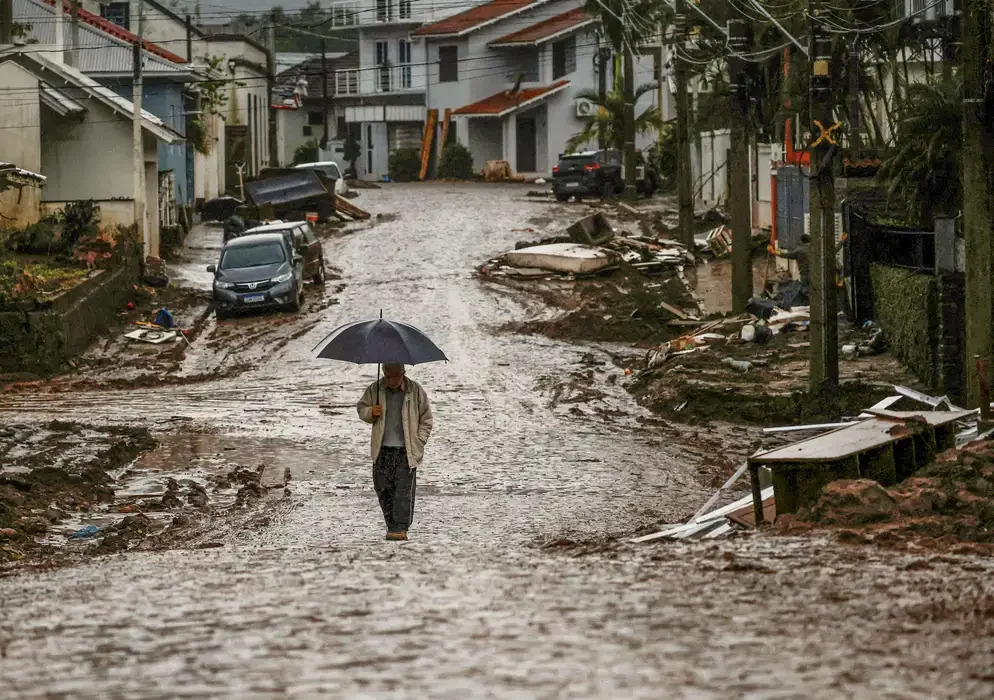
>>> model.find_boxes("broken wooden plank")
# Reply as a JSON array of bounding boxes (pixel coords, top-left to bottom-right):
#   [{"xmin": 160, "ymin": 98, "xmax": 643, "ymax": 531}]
[
  {"xmin": 763, "ymin": 422, "xmax": 852, "ymax": 435},
  {"xmin": 894, "ymin": 385, "xmax": 958, "ymax": 411},
  {"xmin": 690, "ymin": 462, "xmax": 748, "ymax": 521},
  {"xmin": 333, "ymin": 194, "xmax": 370, "ymax": 220},
  {"xmin": 419, "ymin": 108, "xmax": 438, "ymax": 181},
  {"xmin": 660, "ymin": 301, "xmax": 690, "ymax": 320}
]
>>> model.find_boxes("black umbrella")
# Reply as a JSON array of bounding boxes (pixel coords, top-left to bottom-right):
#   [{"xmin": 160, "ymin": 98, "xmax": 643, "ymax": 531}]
[{"xmin": 313, "ymin": 312, "xmax": 447, "ymax": 401}]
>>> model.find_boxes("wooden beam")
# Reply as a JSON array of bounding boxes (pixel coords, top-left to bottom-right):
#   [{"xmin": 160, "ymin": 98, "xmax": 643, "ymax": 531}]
[{"xmin": 419, "ymin": 108, "xmax": 438, "ymax": 181}]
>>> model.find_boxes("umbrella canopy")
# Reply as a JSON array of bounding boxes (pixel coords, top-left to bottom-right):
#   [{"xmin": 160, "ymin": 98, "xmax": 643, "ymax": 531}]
[{"xmin": 313, "ymin": 317, "xmax": 448, "ymax": 365}]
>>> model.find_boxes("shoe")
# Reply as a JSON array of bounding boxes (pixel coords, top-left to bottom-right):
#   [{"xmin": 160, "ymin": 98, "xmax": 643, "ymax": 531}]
[{"xmin": 385, "ymin": 531, "xmax": 408, "ymax": 541}]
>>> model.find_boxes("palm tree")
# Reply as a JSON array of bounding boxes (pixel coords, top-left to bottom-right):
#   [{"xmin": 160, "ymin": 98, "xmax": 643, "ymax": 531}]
[
  {"xmin": 877, "ymin": 76, "xmax": 961, "ymax": 225},
  {"xmin": 565, "ymin": 80, "xmax": 665, "ymax": 154}
]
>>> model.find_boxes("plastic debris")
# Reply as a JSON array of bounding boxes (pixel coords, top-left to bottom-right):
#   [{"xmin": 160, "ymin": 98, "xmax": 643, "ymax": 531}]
[
  {"xmin": 722, "ymin": 358, "xmax": 752, "ymax": 372},
  {"xmin": 71, "ymin": 525, "xmax": 101, "ymax": 539}
]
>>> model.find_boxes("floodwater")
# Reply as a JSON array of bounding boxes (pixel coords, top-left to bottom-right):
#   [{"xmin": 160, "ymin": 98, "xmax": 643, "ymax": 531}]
[{"xmin": 1, "ymin": 184, "xmax": 993, "ymax": 698}]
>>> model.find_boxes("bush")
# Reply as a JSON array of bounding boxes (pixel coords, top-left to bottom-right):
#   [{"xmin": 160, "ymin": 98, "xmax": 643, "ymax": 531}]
[
  {"xmin": 293, "ymin": 140, "xmax": 320, "ymax": 165},
  {"xmin": 389, "ymin": 147, "xmax": 422, "ymax": 182},
  {"xmin": 437, "ymin": 141, "xmax": 474, "ymax": 180}
]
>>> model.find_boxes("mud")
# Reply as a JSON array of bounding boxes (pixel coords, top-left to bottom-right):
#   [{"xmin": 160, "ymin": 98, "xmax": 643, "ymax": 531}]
[
  {"xmin": 631, "ymin": 326, "xmax": 919, "ymax": 426},
  {"xmin": 781, "ymin": 439, "xmax": 994, "ymax": 551},
  {"xmin": 0, "ymin": 184, "xmax": 991, "ymax": 697}
]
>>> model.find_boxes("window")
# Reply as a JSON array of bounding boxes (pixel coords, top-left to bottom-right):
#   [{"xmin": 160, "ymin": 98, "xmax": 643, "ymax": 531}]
[
  {"xmin": 439, "ymin": 45, "xmax": 458, "ymax": 83},
  {"xmin": 553, "ymin": 36, "xmax": 577, "ymax": 79},
  {"xmin": 303, "ymin": 125, "xmax": 313, "ymax": 137},
  {"xmin": 398, "ymin": 40, "xmax": 412, "ymax": 89},
  {"xmin": 399, "ymin": 0, "xmax": 412, "ymax": 19},
  {"xmin": 376, "ymin": 41, "xmax": 391, "ymax": 92},
  {"xmin": 376, "ymin": 0, "xmax": 393, "ymax": 22},
  {"xmin": 101, "ymin": 2, "xmax": 130, "ymax": 30},
  {"xmin": 308, "ymin": 111, "xmax": 324, "ymax": 126}
]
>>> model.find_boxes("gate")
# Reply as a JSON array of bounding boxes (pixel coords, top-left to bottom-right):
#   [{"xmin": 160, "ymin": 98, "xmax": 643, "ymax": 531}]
[{"xmin": 775, "ymin": 165, "xmax": 809, "ymax": 252}]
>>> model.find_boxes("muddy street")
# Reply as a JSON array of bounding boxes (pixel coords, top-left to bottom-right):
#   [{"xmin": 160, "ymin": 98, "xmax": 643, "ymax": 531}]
[{"xmin": 2, "ymin": 184, "xmax": 993, "ymax": 698}]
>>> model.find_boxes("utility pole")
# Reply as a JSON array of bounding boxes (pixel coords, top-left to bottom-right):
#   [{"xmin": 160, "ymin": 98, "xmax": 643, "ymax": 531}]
[
  {"xmin": 596, "ymin": 43, "xmax": 610, "ymax": 151},
  {"xmin": 727, "ymin": 19, "xmax": 752, "ymax": 313},
  {"xmin": 320, "ymin": 40, "xmax": 330, "ymax": 151},
  {"xmin": 961, "ymin": 0, "xmax": 993, "ymax": 416},
  {"xmin": 807, "ymin": 0, "xmax": 839, "ymax": 392},
  {"xmin": 623, "ymin": 44, "xmax": 637, "ymax": 200},
  {"xmin": 674, "ymin": 0, "xmax": 694, "ymax": 248},
  {"xmin": 266, "ymin": 22, "xmax": 278, "ymax": 167},
  {"xmin": 0, "ymin": 0, "xmax": 12, "ymax": 45},
  {"xmin": 132, "ymin": 0, "xmax": 147, "ymax": 258}
]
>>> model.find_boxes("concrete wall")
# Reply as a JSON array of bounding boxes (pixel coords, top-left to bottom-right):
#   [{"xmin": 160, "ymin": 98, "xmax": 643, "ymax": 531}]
[
  {"xmin": 467, "ymin": 118, "xmax": 503, "ymax": 172},
  {"xmin": 278, "ymin": 102, "xmax": 347, "ymax": 166},
  {"xmin": 0, "ymin": 62, "xmax": 43, "ymax": 226},
  {"xmin": 194, "ymin": 112, "xmax": 224, "ymax": 202},
  {"xmin": 136, "ymin": 2, "xmax": 193, "ymax": 61},
  {"xmin": 41, "ymin": 200, "xmax": 135, "ymax": 236},
  {"xmin": 39, "ymin": 103, "xmax": 133, "ymax": 201},
  {"xmin": 0, "ymin": 258, "xmax": 139, "ymax": 374}
]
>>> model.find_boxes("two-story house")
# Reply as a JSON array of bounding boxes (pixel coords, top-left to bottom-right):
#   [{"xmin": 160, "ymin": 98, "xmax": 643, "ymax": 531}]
[
  {"xmin": 414, "ymin": 0, "xmax": 600, "ymax": 176},
  {"xmin": 328, "ymin": 0, "xmax": 495, "ymax": 179}
]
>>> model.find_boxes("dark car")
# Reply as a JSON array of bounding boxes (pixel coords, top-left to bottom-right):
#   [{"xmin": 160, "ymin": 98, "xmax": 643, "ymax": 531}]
[
  {"xmin": 551, "ymin": 148, "xmax": 657, "ymax": 201},
  {"xmin": 242, "ymin": 221, "xmax": 326, "ymax": 284},
  {"xmin": 207, "ymin": 233, "xmax": 304, "ymax": 319}
]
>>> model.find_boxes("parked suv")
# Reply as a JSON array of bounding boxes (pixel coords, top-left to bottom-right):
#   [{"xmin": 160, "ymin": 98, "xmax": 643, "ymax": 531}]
[
  {"xmin": 208, "ymin": 233, "xmax": 304, "ymax": 319},
  {"xmin": 242, "ymin": 221, "xmax": 327, "ymax": 284},
  {"xmin": 551, "ymin": 149, "xmax": 657, "ymax": 201}
]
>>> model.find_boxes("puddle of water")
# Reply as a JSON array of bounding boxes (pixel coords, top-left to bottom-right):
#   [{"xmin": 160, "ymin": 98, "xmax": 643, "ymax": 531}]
[{"xmin": 688, "ymin": 257, "xmax": 772, "ymax": 315}]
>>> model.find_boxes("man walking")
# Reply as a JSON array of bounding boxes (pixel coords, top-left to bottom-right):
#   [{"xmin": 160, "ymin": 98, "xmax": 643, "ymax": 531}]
[{"xmin": 357, "ymin": 364, "xmax": 433, "ymax": 541}]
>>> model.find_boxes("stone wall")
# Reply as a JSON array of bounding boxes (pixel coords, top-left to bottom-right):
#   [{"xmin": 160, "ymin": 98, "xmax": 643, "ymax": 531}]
[
  {"xmin": 937, "ymin": 272, "xmax": 965, "ymax": 404},
  {"xmin": 0, "ymin": 260, "xmax": 138, "ymax": 375}
]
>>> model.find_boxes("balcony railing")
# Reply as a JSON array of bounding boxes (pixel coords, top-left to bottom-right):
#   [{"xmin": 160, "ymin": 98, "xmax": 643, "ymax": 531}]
[
  {"xmin": 328, "ymin": 1, "xmax": 360, "ymax": 27},
  {"xmin": 335, "ymin": 69, "xmax": 360, "ymax": 95},
  {"xmin": 375, "ymin": 64, "xmax": 414, "ymax": 93},
  {"xmin": 329, "ymin": 0, "xmax": 429, "ymax": 26}
]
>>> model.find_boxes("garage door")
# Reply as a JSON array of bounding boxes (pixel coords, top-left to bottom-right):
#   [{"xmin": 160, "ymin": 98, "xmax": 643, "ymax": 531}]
[{"xmin": 389, "ymin": 123, "xmax": 423, "ymax": 152}]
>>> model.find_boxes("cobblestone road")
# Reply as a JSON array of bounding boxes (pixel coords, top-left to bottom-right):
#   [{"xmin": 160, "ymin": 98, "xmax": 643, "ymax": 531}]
[{"xmin": 1, "ymin": 185, "xmax": 993, "ymax": 699}]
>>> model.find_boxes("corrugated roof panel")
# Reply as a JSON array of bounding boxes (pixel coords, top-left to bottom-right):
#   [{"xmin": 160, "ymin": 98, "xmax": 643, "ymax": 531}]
[{"xmin": 14, "ymin": 0, "xmax": 187, "ymax": 75}]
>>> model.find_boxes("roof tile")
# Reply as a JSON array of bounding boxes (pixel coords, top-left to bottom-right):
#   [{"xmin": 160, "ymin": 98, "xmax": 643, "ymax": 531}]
[
  {"xmin": 413, "ymin": 0, "xmax": 542, "ymax": 37},
  {"xmin": 490, "ymin": 7, "xmax": 593, "ymax": 46},
  {"xmin": 452, "ymin": 79, "xmax": 570, "ymax": 116}
]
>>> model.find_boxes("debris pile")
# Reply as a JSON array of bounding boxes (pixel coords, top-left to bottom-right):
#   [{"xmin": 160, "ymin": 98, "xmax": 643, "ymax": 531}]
[
  {"xmin": 481, "ymin": 211, "xmax": 696, "ymax": 282},
  {"xmin": 635, "ymin": 385, "xmax": 988, "ymax": 546}
]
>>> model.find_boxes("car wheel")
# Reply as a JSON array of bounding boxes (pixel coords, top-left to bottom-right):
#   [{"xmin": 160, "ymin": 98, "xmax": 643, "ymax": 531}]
[
  {"xmin": 215, "ymin": 306, "xmax": 229, "ymax": 321},
  {"xmin": 313, "ymin": 259, "xmax": 326, "ymax": 285},
  {"xmin": 289, "ymin": 285, "xmax": 303, "ymax": 313},
  {"xmin": 601, "ymin": 179, "xmax": 614, "ymax": 199},
  {"xmin": 555, "ymin": 193, "xmax": 569, "ymax": 202}
]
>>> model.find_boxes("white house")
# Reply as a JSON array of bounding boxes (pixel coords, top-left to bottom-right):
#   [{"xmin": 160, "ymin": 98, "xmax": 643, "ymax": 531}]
[
  {"xmin": 0, "ymin": 48, "xmax": 181, "ymax": 254},
  {"xmin": 274, "ymin": 51, "xmax": 359, "ymax": 167},
  {"xmin": 327, "ymin": 0, "xmax": 496, "ymax": 179}
]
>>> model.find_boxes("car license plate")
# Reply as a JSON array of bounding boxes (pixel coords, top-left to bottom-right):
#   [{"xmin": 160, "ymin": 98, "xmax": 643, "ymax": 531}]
[
  {"xmin": 243, "ymin": 294, "xmax": 265, "ymax": 304},
  {"xmin": 566, "ymin": 182, "xmax": 579, "ymax": 188}
]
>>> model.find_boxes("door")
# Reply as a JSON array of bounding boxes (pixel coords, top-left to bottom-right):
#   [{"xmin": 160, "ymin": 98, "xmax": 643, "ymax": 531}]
[
  {"xmin": 516, "ymin": 117, "xmax": 537, "ymax": 173},
  {"xmin": 225, "ymin": 124, "xmax": 249, "ymax": 196},
  {"xmin": 375, "ymin": 41, "xmax": 390, "ymax": 92}
]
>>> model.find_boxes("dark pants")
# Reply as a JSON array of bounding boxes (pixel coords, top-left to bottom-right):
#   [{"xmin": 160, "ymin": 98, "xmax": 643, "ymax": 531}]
[{"xmin": 373, "ymin": 447, "xmax": 416, "ymax": 532}]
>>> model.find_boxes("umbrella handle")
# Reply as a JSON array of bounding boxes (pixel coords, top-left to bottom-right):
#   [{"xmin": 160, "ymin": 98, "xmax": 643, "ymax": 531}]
[{"xmin": 376, "ymin": 362, "xmax": 380, "ymax": 417}]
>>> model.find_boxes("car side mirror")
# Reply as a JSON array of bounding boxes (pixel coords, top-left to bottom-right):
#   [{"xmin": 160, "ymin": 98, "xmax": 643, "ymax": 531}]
[{"xmin": 206, "ymin": 264, "xmax": 216, "ymax": 273}]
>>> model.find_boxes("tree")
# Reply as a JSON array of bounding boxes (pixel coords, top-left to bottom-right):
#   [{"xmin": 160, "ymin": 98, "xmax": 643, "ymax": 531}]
[
  {"xmin": 565, "ymin": 80, "xmax": 664, "ymax": 154},
  {"xmin": 877, "ymin": 77, "xmax": 962, "ymax": 225}
]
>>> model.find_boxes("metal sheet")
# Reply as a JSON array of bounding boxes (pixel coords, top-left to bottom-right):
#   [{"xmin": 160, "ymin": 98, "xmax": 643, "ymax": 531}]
[
  {"xmin": 752, "ymin": 411, "xmax": 976, "ymax": 463},
  {"xmin": 244, "ymin": 170, "xmax": 328, "ymax": 207}
]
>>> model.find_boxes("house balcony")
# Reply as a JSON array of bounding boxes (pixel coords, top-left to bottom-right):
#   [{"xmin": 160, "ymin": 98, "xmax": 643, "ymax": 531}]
[
  {"xmin": 328, "ymin": 0, "xmax": 438, "ymax": 28},
  {"xmin": 336, "ymin": 65, "xmax": 421, "ymax": 97}
]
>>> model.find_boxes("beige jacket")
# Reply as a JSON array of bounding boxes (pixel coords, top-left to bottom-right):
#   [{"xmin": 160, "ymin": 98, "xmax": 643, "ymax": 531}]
[{"xmin": 357, "ymin": 377, "xmax": 433, "ymax": 468}]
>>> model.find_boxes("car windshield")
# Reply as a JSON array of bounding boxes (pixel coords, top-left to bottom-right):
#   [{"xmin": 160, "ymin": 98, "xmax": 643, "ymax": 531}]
[
  {"xmin": 220, "ymin": 242, "xmax": 285, "ymax": 269},
  {"xmin": 559, "ymin": 154, "xmax": 597, "ymax": 168},
  {"xmin": 323, "ymin": 165, "xmax": 340, "ymax": 178}
]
